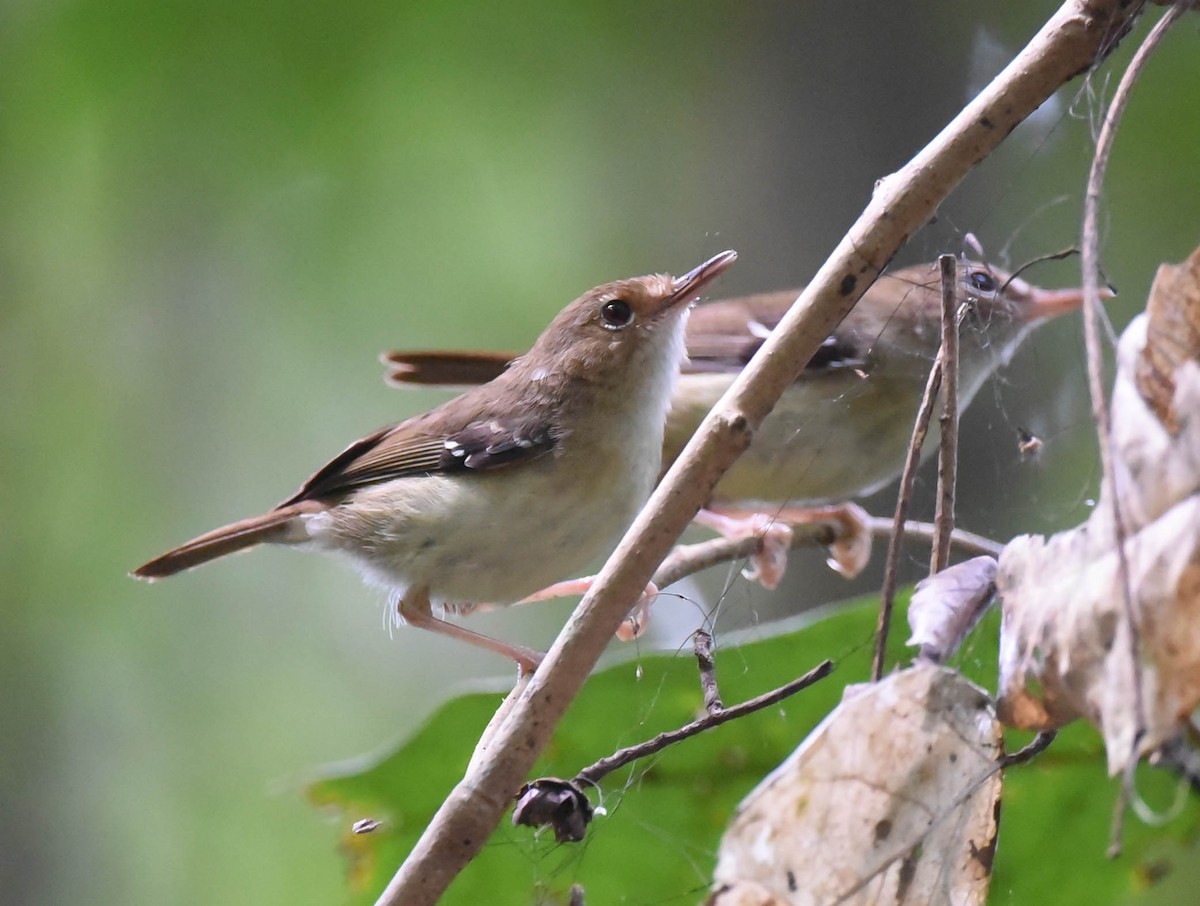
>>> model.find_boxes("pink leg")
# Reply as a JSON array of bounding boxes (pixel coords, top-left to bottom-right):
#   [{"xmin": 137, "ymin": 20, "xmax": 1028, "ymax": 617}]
[
  {"xmin": 398, "ymin": 588, "xmax": 544, "ymax": 675},
  {"xmin": 517, "ymin": 576, "xmax": 660, "ymax": 641},
  {"xmin": 615, "ymin": 583, "xmax": 658, "ymax": 642},
  {"xmin": 694, "ymin": 509, "xmax": 795, "ymax": 590},
  {"xmin": 517, "ymin": 576, "xmax": 598, "ymax": 603}
]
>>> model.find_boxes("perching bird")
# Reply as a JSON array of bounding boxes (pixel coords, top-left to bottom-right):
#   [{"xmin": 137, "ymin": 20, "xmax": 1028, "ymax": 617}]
[{"xmin": 132, "ymin": 251, "xmax": 738, "ymax": 671}]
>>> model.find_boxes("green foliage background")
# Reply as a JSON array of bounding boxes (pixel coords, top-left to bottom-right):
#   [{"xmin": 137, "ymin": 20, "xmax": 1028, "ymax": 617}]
[
  {"xmin": 2, "ymin": 2, "xmax": 1197, "ymax": 903},
  {"xmin": 310, "ymin": 600, "xmax": 1200, "ymax": 905}
]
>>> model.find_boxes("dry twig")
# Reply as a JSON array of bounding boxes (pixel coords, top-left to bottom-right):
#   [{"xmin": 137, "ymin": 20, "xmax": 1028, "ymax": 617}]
[
  {"xmin": 652, "ymin": 513, "xmax": 1003, "ymax": 595},
  {"xmin": 875, "ymin": 258, "xmax": 969, "ymax": 680},
  {"xmin": 1000, "ymin": 730, "xmax": 1058, "ymax": 769},
  {"xmin": 931, "ymin": 254, "xmax": 961, "ymax": 575},
  {"xmin": 575, "ymin": 658, "xmax": 833, "ymax": 787},
  {"xmin": 873, "ymin": 349, "xmax": 944, "ymax": 681},
  {"xmin": 1078, "ymin": 0, "xmax": 1186, "ymax": 852},
  {"xmin": 694, "ymin": 630, "xmax": 724, "ymax": 714},
  {"xmin": 514, "ymin": 648, "xmax": 832, "ymax": 843}
]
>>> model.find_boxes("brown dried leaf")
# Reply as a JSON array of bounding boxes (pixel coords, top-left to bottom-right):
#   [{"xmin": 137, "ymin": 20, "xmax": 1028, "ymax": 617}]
[
  {"xmin": 1135, "ymin": 245, "xmax": 1200, "ymax": 435},
  {"xmin": 998, "ymin": 495, "xmax": 1200, "ymax": 769},
  {"xmin": 711, "ymin": 664, "xmax": 1001, "ymax": 906}
]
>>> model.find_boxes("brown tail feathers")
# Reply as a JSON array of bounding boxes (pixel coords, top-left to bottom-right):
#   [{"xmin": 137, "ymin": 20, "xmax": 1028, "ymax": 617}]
[
  {"xmin": 131, "ymin": 502, "xmax": 322, "ymax": 581},
  {"xmin": 381, "ymin": 349, "xmax": 513, "ymax": 387}
]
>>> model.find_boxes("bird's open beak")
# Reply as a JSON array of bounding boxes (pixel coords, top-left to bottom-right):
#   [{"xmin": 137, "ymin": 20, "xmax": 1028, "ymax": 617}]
[
  {"xmin": 663, "ymin": 250, "xmax": 738, "ymax": 313},
  {"xmin": 1019, "ymin": 283, "xmax": 1116, "ymax": 321}
]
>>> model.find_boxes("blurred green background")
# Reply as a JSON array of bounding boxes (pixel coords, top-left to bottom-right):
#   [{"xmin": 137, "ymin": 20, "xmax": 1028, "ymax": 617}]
[{"xmin": 2, "ymin": 2, "xmax": 1197, "ymax": 904}]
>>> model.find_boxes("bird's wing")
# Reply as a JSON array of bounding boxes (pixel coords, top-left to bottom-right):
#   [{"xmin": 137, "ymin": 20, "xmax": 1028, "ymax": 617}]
[
  {"xmin": 279, "ymin": 413, "xmax": 558, "ymax": 506},
  {"xmin": 684, "ymin": 291, "xmax": 869, "ymax": 374}
]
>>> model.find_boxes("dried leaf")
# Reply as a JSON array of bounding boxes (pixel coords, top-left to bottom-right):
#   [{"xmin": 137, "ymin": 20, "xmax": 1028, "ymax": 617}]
[
  {"xmin": 907, "ymin": 556, "xmax": 998, "ymax": 662},
  {"xmin": 1135, "ymin": 245, "xmax": 1200, "ymax": 435},
  {"xmin": 998, "ymin": 247, "xmax": 1200, "ymax": 775},
  {"xmin": 998, "ymin": 494, "xmax": 1200, "ymax": 769},
  {"xmin": 511, "ymin": 777, "xmax": 593, "ymax": 843},
  {"xmin": 711, "ymin": 664, "xmax": 1001, "ymax": 906}
]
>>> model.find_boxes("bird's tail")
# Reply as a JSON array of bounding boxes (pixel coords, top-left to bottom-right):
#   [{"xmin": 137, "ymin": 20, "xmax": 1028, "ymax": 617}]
[{"xmin": 131, "ymin": 502, "xmax": 322, "ymax": 581}]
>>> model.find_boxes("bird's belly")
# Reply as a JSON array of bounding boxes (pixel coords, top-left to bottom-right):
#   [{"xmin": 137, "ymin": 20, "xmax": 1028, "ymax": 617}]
[
  {"xmin": 668, "ymin": 373, "xmax": 926, "ymax": 508},
  {"xmin": 306, "ymin": 447, "xmax": 651, "ymax": 605}
]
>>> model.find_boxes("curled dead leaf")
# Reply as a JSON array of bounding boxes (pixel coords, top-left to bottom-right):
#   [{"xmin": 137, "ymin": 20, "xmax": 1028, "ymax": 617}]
[
  {"xmin": 998, "ymin": 246, "xmax": 1200, "ymax": 775},
  {"xmin": 1135, "ymin": 245, "xmax": 1200, "ymax": 435},
  {"xmin": 907, "ymin": 556, "xmax": 998, "ymax": 663}
]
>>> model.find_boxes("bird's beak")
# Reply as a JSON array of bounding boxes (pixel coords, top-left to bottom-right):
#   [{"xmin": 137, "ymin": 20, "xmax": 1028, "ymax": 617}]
[
  {"xmin": 662, "ymin": 250, "xmax": 738, "ymax": 314},
  {"xmin": 1018, "ymin": 283, "xmax": 1116, "ymax": 321}
]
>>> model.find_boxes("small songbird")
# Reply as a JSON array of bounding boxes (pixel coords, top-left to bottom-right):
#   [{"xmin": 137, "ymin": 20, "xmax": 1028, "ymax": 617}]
[
  {"xmin": 132, "ymin": 251, "xmax": 738, "ymax": 671},
  {"xmin": 382, "ymin": 260, "xmax": 1094, "ymax": 585}
]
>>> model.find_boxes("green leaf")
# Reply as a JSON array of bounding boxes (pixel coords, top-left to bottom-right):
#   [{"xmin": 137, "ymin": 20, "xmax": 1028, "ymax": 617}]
[{"xmin": 307, "ymin": 593, "xmax": 1200, "ymax": 904}]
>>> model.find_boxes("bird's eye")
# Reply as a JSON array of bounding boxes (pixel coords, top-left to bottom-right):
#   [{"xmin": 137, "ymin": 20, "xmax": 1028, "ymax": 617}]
[
  {"xmin": 600, "ymin": 299, "xmax": 635, "ymax": 329},
  {"xmin": 967, "ymin": 270, "xmax": 997, "ymax": 293}
]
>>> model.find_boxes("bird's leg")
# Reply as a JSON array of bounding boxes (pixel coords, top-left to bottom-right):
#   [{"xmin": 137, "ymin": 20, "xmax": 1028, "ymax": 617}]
[
  {"xmin": 693, "ymin": 509, "xmax": 795, "ymax": 590},
  {"xmin": 696, "ymin": 502, "xmax": 873, "ymax": 587},
  {"xmin": 787, "ymin": 502, "xmax": 872, "ymax": 578},
  {"xmin": 515, "ymin": 576, "xmax": 660, "ymax": 641},
  {"xmin": 398, "ymin": 587, "xmax": 544, "ymax": 675}
]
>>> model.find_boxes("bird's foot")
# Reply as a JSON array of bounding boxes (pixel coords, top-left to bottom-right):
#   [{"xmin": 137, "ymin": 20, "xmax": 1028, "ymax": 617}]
[
  {"xmin": 696, "ymin": 502, "xmax": 873, "ymax": 585},
  {"xmin": 693, "ymin": 509, "xmax": 794, "ymax": 589},
  {"xmin": 809, "ymin": 502, "xmax": 872, "ymax": 578},
  {"xmin": 615, "ymin": 582, "xmax": 659, "ymax": 641}
]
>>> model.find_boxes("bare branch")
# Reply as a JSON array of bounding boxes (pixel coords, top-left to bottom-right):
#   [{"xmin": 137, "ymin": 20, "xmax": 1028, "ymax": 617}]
[
  {"xmin": 694, "ymin": 630, "xmax": 724, "ymax": 715},
  {"xmin": 1080, "ymin": 0, "xmax": 1186, "ymax": 849},
  {"xmin": 873, "ymin": 354, "xmax": 943, "ymax": 681},
  {"xmin": 575, "ymin": 659, "xmax": 833, "ymax": 787},
  {"xmin": 651, "ymin": 515, "xmax": 1003, "ymax": 593},
  {"xmin": 865, "ymin": 517, "xmax": 1003, "ymax": 559},
  {"xmin": 931, "ymin": 255, "xmax": 960, "ymax": 575}
]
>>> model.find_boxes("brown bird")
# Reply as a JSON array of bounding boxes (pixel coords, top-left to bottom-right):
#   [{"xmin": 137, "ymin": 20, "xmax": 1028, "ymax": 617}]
[
  {"xmin": 132, "ymin": 251, "xmax": 738, "ymax": 671},
  {"xmin": 382, "ymin": 260, "xmax": 1094, "ymax": 586}
]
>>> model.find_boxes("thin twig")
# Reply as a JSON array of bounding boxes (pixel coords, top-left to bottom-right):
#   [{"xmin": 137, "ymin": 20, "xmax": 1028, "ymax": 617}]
[
  {"xmin": 873, "ymin": 357, "xmax": 943, "ymax": 682},
  {"xmin": 865, "ymin": 517, "xmax": 1003, "ymax": 558},
  {"xmin": 652, "ymin": 530, "xmax": 818, "ymax": 590},
  {"xmin": 377, "ymin": 7, "xmax": 1143, "ymax": 901},
  {"xmin": 574, "ymin": 659, "xmax": 833, "ymax": 786},
  {"xmin": 1108, "ymin": 760, "xmax": 1133, "ymax": 858},
  {"xmin": 1000, "ymin": 730, "xmax": 1058, "ymax": 768},
  {"xmin": 1081, "ymin": 3, "xmax": 1185, "ymax": 847},
  {"xmin": 693, "ymin": 630, "xmax": 724, "ymax": 714},
  {"xmin": 1154, "ymin": 734, "xmax": 1200, "ymax": 793},
  {"xmin": 651, "ymin": 517, "xmax": 1003, "ymax": 592},
  {"xmin": 931, "ymin": 255, "xmax": 960, "ymax": 575}
]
